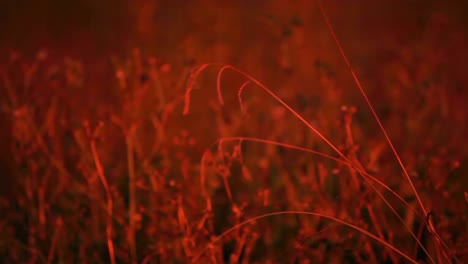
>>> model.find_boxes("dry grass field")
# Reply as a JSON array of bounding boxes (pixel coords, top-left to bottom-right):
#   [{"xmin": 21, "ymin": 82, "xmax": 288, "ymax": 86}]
[{"xmin": 0, "ymin": 1, "xmax": 467, "ymax": 263}]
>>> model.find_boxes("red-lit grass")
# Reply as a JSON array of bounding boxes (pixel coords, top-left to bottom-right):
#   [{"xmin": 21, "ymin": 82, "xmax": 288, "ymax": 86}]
[
  {"xmin": 86, "ymin": 121, "xmax": 117, "ymax": 264},
  {"xmin": 183, "ymin": 63, "xmax": 434, "ymax": 263},
  {"xmin": 1, "ymin": 3, "xmax": 465, "ymax": 263},
  {"xmin": 177, "ymin": 3, "xmax": 459, "ymax": 262},
  {"xmin": 316, "ymin": 1, "xmax": 456, "ymax": 261},
  {"xmin": 192, "ymin": 211, "xmax": 417, "ymax": 263}
]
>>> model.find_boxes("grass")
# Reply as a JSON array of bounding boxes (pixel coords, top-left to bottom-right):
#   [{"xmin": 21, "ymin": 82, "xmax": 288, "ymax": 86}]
[{"xmin": 0, "ymin": 2, "xmax": 467, "ymax": 263}]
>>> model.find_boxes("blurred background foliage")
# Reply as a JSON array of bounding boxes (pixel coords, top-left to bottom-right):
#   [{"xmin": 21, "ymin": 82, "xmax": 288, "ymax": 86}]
[
  {"xmin": 0, "ymin": 0, "xmax": 467, "ymax": 262},
  {"xmin": 2, "ymin": 0, "xmax": 465, "ymax": 166},
  {"xmin": 1, "ymin": 0, "xmax": 467, "ymax": 60}
]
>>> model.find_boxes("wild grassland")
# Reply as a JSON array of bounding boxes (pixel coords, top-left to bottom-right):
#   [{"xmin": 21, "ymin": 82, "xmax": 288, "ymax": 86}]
[{"xmin": 0, "ymin": 2, "xmax": 467, "ymax": 264}]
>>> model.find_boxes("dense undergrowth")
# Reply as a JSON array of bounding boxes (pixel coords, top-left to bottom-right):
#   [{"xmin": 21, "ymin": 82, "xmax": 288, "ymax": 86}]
[{"xmin": 0, "ymin": 3, "xmax": 467, "ymax": 263}]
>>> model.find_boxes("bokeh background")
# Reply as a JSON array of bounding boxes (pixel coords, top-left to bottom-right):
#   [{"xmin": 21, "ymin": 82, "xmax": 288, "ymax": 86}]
[
  {"xmin": 1, "ymin": 1, "xmax": 467, "ymax": 68},
  {"xmin": 1, "ymin": 0, "xmax": 467, "ymax": 263}
]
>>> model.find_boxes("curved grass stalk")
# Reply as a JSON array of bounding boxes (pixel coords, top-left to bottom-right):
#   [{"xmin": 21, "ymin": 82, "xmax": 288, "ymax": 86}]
[
  {"xmin": 316, "ymin": 1, "xmax": 457, "ymax": 261},
  {"xmin": 89, "ymin": 123, "xmax": 116, "ymax": 264},
  {"xmin": 214, "ymin": 136, "xmax": 420, "ymax": 216},
  {"xmin": 185, "ymin": 64, "xmax": 435, "ymax": 262},
  {"xmin": 202, "ymin": 136, "xmax": 433, "ymax": 262},
  {"xmin": 315, "ymin": 0, "xmax": 427, "ymax": 222},
  {"xmin": 191, "ymin": 211, "xmax": 418, "ymax": 263},
  {"xmin": 181, "ymin": 5, "xmax": 461, "ymax": 260}
]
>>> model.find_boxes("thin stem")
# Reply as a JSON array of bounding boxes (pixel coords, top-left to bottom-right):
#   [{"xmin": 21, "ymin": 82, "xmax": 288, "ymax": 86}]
[
  {"xmin": 126, "ymin": 125, "xmax": 138, "ymax": 264},
  {"xmin": 192, "ymin": 211, "xmax": 418, "ymax": 264},
  {"xmin": 90, "ymin": 131, "xmax": 116, "ymax": 264},
  {"xmin": 316, "ymin": 0, "xmax": 427, "ymax": 217}
]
